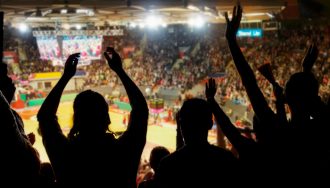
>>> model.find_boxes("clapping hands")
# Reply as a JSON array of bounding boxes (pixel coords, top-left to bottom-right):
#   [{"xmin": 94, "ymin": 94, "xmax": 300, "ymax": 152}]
[
  {"xmin": 63, "ymin": 53, "xmax": 80, "ymax": 79},
  {"xmin": 103, "ymin": 47, "xmax": 123, "ymax": 72}
]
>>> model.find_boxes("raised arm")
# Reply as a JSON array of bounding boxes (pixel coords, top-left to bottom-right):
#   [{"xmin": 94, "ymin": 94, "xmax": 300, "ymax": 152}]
[
  {"xmin": 225, "ymin": 5, "xmax": 275, "ymax": 122},
  {"xmin": 258, "ymin": 63, "xmax": 288, "ymax": 126},
  {"xmin": 104, "ymin": 48, "xmax": 148, "ymax": 139},
  {"xmin": 206, "ymin": 78, "xmax": 251, "ymax": 152},
  {"xmin": 37, "ymin": 53, "xmax": 80, "ymax": 143},
  {"xmin": 273, "ymin": 83, "xmax": 288, "ymax": 126},
  {"xmin": 38, "ymin": 53, "xmax": 80, "ymax": 120},
  {"xmin": 302, "ymin": 44, "xmax": 318, "ymax": 73},
  {"xmin": 37, "ymin": 53, "xmax": 80, "ymax": 182}
]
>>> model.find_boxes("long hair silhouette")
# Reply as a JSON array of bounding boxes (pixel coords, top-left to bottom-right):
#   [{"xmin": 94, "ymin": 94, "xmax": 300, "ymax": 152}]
[{"xmin": 68, "ymin": 90, "xmax": 112, "ymax": 140}]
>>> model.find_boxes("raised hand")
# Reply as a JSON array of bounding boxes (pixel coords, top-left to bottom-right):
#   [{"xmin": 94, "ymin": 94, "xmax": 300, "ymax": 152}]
[
  {"xmin": 27, "ymin": 132, "xmax": 36, "ymax": 145},
  {"xmin": 63, "ymin": 53, "xmax": 80, "ymax": 79},
  {"xmin": 225, "ymin": 3, "xmax": 242, "ymax": 40},
  {"xmin": 104, "ymin": 47, "xmax": 123, "ymax": 72},
  {"xmin": 205, "ymin": 78, "xmax": 217, "ymax": 100},
  {"xmin": 258, "ymin": 63, "xmax": 276, "ymax": 85},
  {"xmin": 302, "ymin": 44, "xmax": 318, "ymax": 72}
]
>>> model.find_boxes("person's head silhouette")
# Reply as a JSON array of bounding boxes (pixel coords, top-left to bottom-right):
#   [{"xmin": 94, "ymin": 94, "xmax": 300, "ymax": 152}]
[
  {"xmin": 285, "ymin": 72, "xmax": 320, "ymax": 116},
  {"xmin": 68, "ymin": 90, "xmax": 111, "ymax": 139},
  {"xmin": 178, "ymin": 98, "xmax": 212, "ymax": 145},
  {"xmin": 149, "ymin": 146, "xmax": 170, "ymax": 172},
  {"xmin": 0, "ymin": 63, "xmax": 16, "ymax": 103}
]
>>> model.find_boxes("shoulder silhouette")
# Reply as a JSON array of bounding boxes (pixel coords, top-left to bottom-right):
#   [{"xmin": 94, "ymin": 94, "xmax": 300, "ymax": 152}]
[
  {"xmin": 155, "ymin": 98, "xmax": 240, "ymax": 188},
  {"xmin": 0, "ymin": 63, "xmax": 41, "ymax": 185},
  {"xmin": 139, "ymin": 146, "xmax": 170, "ymax": 188}
]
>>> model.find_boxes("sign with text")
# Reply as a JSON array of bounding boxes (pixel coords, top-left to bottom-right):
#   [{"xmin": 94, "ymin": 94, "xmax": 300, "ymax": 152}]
[{"xmin": 237, "ymin": 29, "xmax": 263, "ymax": 37}]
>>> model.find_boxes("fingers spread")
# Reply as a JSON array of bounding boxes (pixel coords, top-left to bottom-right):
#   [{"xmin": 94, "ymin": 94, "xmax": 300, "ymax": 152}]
[{"xmin": 225, "ymin": 12, "xmax": 230, "ymax": 23}]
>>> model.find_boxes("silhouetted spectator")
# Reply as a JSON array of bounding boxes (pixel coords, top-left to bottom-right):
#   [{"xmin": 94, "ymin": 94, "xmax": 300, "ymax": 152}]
[
  {"xmin": 225, "ymin": 4, "xmax": 330, "ymax": 184},
  {"xmin": 139, "ymin": 146, "xmax": 170, "ymax": 188},
  {"xmin": 37, "ymin": 49, "xmax": 148, "ymax": 187},
  {"xmin": 155, "ymin": 98, "xmax": 240, "ymax": 187},
  {"xmin": 0, "ymin": 63, "xmax": 41, "ymax": 185},
  {"xmin": 206, "ymin": 78, "xmax": 260, "ymax": 159}
]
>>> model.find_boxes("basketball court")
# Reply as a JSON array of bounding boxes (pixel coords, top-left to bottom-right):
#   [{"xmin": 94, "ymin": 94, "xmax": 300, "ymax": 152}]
[
  {"xmin": 20, "ymin": 101, "xmax": 178, "ymax": 162},
  {"xmin": 20, "ymin": 101, "xmax": 218, "ymax": 162}
]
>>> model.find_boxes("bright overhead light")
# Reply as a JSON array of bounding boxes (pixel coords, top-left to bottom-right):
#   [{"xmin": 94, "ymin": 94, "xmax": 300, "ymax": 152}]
[
  {"xmin": 204, "ymin": 12, "xmax": 213, "ymax": 17},
  {"xmin": 130, "ymin": 22, "xmax": 137, "ymax": 28},
  {"xmin": 87, "ymin": 10, "xmax": 95, "ymax": 16},
  {"xmin": 188, "ymin": 16, "xmax": 205, "ymax": 28},
  {"xmin": 76, "ymin": 9, "xmax": 87, "ymax": 14},
  {"xmin": 187, "ymin": 5, "xmax": 200, "ymax": 11},
  {"xmin": 146, "ymin": 15, "xmax": 162, "ymax": 29},
  {"xmin": 18, "ymin": 23, "xmax": 28, "ymax": 32},
  {"xmin": 60, "ymin": 9, "xmax": 67, "ymax": 14},
  {"xmin": 244, "ymin": 13, "xmax": 266, "ymax": 17},
  {"xmin": 76, "ymin": 9, "xmax": 95, "ymax": 16},
  {"xmin": 75, "ymin": 24, "xmax": 82, "ymax": 30},
  {"xmin": 63, "ymin": 23, "xmax": 70, "ymax": 30}
]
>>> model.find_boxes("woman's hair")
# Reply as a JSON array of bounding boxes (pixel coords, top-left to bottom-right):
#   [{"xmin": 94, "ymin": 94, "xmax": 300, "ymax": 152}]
[{"xmin": 68, "ymin": 90, "xmax": 112, "ymax": 140}]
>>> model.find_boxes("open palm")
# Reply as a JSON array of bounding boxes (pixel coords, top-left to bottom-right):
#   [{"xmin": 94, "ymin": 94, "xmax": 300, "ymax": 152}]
[
  {"xmin": 205, "ymin": 78, "xmax": 217, "ymax": 100},
  {"xmin": 225, "ymin": 4, "xmax": 242, "ymax": 40},
  {"xmin": 302, "ymin": 44, "xmax": 318, "ymax": 72}
]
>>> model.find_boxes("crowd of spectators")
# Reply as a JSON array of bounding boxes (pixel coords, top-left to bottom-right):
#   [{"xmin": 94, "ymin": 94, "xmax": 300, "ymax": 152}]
[
  {"xmin": 2, "ymin": 3, "xmax": 330, "ymax": 186},
  {"xmin": 3, "ymin": 21, "xmax": 330, "ymax": 112}
]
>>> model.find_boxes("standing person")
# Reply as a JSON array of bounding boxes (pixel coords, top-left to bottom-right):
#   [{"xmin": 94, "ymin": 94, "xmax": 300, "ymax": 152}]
[
  {"xmin": 37, "ymin": 49, "xmax": 149, "ymax": 187},
  {"xmin": 0, "ymin": 63, "xmax": 41, "ymax": 185},
  {"xmin": 155, "ymin": 98, "xmax": 240, "ymax": 188},
  {"xmin": 225, "ymin": 3, "xmax": 330, "ymax": 184}
]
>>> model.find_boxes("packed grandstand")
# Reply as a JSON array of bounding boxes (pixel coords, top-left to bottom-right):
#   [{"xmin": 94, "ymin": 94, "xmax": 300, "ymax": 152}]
[{"xmin": 1, "ymin": 0, "xmax": 330, "ymax": 186}]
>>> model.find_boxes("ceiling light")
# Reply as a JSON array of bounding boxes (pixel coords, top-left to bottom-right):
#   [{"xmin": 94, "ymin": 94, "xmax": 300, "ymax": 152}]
[
  {"xmin": 75, "ymin": 24, "xmax": 82, "ymax": 30},
  {"xmin": 18, "ymin": 23, "xmax": 28, "ymax": 32},
  {"xmin": 63, "ymin": 23, "xmax": 70, "ymax": 30},
  {"xmin": 60, "ymin": 9, "xmax": 68, "ymax": 14}
]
